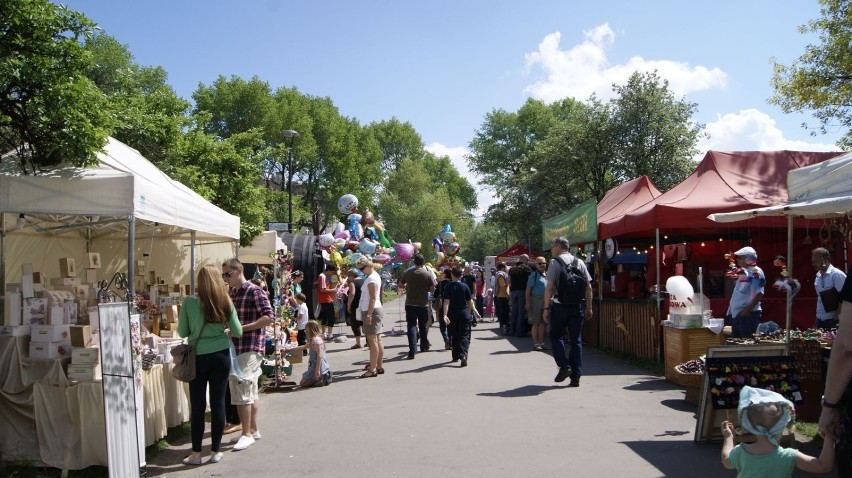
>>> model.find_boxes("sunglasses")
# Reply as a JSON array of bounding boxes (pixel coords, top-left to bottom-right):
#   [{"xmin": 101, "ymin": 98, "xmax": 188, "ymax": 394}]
[
  {"xmin": 222, "ymin": 270, "xmax": 237, "ymax": 279},
  {"xmin": 358, "ymin": 265, "xmax": 368, "ymax": 271}
]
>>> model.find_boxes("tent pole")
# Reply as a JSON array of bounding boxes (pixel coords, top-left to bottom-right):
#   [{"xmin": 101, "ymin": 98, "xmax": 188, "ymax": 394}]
[
  {"xmin": 785, "ymin": 215, "xmax": 793, "ymax": 354},
  {"xmin": 128, "ymin": 216, "xmax": 135, "ymax": 299},
  {"xmin": 1, "ymin": 215, "xmax": 5, "ymax": 307},
  {"xmin": 656, "ymin": 228, "xmax": 661, "ymax": 362},
  {"xmin": 190, "ymin": 231, "xmax": 196, "ymax": 296}
]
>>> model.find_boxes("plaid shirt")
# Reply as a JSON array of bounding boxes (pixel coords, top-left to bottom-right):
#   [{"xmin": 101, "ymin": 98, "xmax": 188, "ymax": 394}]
[{"xmin": 230, "ymin": 281, "xmax": 274, "ymax": 355}]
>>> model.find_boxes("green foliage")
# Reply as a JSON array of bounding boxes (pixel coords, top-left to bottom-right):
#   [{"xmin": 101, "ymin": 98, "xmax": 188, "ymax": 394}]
[
  {"xmin": 770, "ymin": 0, "xmax": 852, "ymax": 149},
  {"xmin": 192, "ymin": 75, "xmax": 275, "ymax": 140},
  {"xmin": 83, "ymin": 33, "xmax": 190, "ymax": 163},
  {"xmin": 366, "ymin": 117, "xmax": 426, "ymax": 170},
  {"xmin": 465, "ymin": 221, "xmax": 508, "ymax": 262},
  {"xmin": 0, "ymin": 0, "xmax": 113, "ymax": 173}
]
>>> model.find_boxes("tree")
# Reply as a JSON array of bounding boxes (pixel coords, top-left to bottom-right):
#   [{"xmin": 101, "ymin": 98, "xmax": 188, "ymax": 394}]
[
  {"xmin": 770, "ymin": 0, "xmax": 852, "ymax": 149},
  {"xmin": 609, "ymin": 71, "xmax": 702, "ymax": 192},
  {"xmin": 465, "ymin": 221, "xmax": 507, "ymax": 263},
  {"xmin": 192, "ymin": 75, "xmax": 275, "ymax": 140},
  {"xmin": 421, "ymin": 152, "xmax": 478, "ymax": 212},
  {"xmin": 0, "ymin": 0, "xmax": 114, "ymax": 173},
  {"xmin": 84, "ymin": 33, "xmax": 190, "ymax": 163},
  {"xmin": 365, "ymin": 117, "xmax": 425, "ymax": 171}
]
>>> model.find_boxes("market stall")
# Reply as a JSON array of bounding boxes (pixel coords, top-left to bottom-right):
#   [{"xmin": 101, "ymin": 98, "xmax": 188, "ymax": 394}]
[{"xmin": 0, "ymin": 137, "xmax": 240, "ymax": 469}]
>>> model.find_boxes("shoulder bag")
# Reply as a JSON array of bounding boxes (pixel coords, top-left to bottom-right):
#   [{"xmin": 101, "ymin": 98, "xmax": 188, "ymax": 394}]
[
  {"xmin": 171, "ymin": 320, "xmax": 209, "ymax": 382},
  {"xmin": 819, "ymin": 287, "xmax": 841, "ymax": 313}
]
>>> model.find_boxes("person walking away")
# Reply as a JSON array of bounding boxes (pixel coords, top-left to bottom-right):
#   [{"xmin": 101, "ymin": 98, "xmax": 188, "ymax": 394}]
[
  {"xmin": 433, "ymin": 269, "xmax": 453, "ymax": 350},
  {"xmin": 812, "ymin": 247, "xmax": 846, "ymax": 329},
  {"xmin": 725, "ymin": 246, "xmax": 765, "ymax": 338},
  {"xmin": 494, "ymin": 263, "xmax": 510, "ymax": 335},
  {"xmin": 474, "ymin": 269, "xmax": 486, "ymax": 320},
  {"xmin": 221, "ymin": 258, "xmax": 274, "ymax": 451},
  {"xmin": 398, "ymin": 253, "xmax": 436, "ymax": 359},
  {"xmin": 317, "ymin": 264, "xmax": 338, "ymax": 340},
  {"xmin": 526, "ymin": 256, "xmax": 548, "ymax": 351},
  {"xmin": 508, "ymin": 255, "xmax": 532, "ymax": 337},
  {"xmin": 357, "ymin": 257, "xmax": 384, "ymax": 377},
  {"xmin": 542, "ymin": 237, "xmax": 592, "ymax": 387},
  {"xmin": 293, "ymin": 293, "xmax": 309, "ymax": 356},
  {"xmin": 818, "ymin": 273, "xmax": 852, "ymax": 476},
  {"xmin": 346, "ymin": 268, "xmax": 365, "ymax": 348},
  {"xmin": 722, "ymin": 386, "xmax": 834, "ymax": 476},
  {"xmin": 461, "ymin": 265, "xmax": 478, "ymax": 326},
  {"xmin": 178, "ymin": 264, "xmax": 243, "ymax": 465},
  {"xmin": 441, "ymin": 266, "xmax": 481, "ymax": 367}
]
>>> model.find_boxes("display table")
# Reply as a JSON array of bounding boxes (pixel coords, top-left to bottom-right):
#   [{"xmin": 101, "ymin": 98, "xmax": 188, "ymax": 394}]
[
  {"xmin": 664, "ymin": 326, "xmax": 725, "ymax": 385},
  {"xmin": 0, "ymin": 336, "xmax": 190, "ymax": 470}
]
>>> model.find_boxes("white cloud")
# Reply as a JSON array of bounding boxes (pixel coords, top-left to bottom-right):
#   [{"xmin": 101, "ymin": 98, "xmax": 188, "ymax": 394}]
[
  {"xmin": 424, "ymin": 142, "xmax": 495, "ymax": 219},
  {"xmin": 696, "ymin": 109, "xmax": 841, "ymax": 159},
  {"xmin": 523, "ymin": 24, "xmax": 728, "ymax": 102}
]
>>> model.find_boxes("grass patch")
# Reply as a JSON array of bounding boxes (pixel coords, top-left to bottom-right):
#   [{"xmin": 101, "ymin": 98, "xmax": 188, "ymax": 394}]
[
  {"xmin": 795, "ymin": 420, "xmax": 819, "ymax": 439},
  {"xmin": 599, "ymin": 347, "xmax": 665, "ymax": 376}
]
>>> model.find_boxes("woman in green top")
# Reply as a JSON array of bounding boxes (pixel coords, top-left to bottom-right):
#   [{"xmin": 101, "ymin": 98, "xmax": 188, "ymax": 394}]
[{"xmin": 178, "ymin": 264, "xmax": 243, "ymax": 465}]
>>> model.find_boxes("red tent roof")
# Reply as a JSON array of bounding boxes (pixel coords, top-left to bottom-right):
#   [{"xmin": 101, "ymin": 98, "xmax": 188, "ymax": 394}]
[
  {"xmin": 496, "ymin": 241, "xmax": 536, "ymax": 263},
  {"xmin": 602, "ymin": 150, "xmax": 843, "ymax": 238},
  {"xmin": 597, "ymin": 175, "xmax": 662, "ymax": 225}
]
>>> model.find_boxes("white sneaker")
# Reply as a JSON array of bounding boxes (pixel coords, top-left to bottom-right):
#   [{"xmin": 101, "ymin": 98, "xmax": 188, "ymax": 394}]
[
  {"xmin": 232, "ymin": 435, "xmax": 255, "ymax": 451},
  {"xmin": 252, "ymin": 431, "xmax": 261, "ymax": 440}
]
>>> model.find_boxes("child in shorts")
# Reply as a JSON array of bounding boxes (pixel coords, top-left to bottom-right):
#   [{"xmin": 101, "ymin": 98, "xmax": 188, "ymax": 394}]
[{"xmin": 721, "ymin": 385, "xmax": 834, "ymax": 477}]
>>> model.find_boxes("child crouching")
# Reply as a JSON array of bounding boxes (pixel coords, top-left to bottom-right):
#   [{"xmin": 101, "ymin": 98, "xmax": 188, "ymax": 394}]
[{"xmin": 291, "ymin": 321, "xmax": 331, "ymax": 387}]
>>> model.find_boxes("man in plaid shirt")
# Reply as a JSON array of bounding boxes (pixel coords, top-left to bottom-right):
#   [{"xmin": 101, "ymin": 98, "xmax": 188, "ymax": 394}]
[{"xmin": 222, "ymin": 258, "xmax": 274, "ymax": 451}]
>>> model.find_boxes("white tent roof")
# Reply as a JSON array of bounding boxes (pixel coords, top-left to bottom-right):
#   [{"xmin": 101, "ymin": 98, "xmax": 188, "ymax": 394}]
[
  {"xmin": 0, "ymin": 137, "xmax": 240, "ymax": 239},
  {"xmin": 238, "ymin": 230, "xmax": 285, "ymax": 264},
  {"xmin": 708, "ymin": 151, "xmax": 852, "ymax": 222}
]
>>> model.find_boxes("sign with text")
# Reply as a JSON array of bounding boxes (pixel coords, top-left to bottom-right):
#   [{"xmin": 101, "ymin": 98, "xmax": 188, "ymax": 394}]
[{"xmin": 541, "ymin": 198, "xmax": 597, "ymax": 249}]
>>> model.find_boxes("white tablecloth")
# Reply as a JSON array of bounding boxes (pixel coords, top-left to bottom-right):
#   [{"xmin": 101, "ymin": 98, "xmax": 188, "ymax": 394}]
[{"xmin": 0, "ymin": 334, "xmax": 190, "ymax": 470}]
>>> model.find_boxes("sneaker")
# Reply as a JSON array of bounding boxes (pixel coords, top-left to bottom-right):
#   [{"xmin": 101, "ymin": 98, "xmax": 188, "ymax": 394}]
[
  {"xmin": 232, "ymin": 435, "xmax": 255, "ymax": 451},
  {"xmin": 554, "ymin": 367, "xmax": 571, "ymax": 383},
  {"xmin": 210, "ymin": 452, "xmax": 224, "ymax": 464},
  {"xmin": 407, "ymin": 353, "xmax": 415, "ymax": 360},
  {"xmin": 444, "ymin": 339, "xmax": 451, "ymax": 350},
  {"xmin": 252, "ymin": 431, "xmax": 261, "ymax": 440},
  {"xmin": 532, "ymin": 344, "xmax": 543, "ymax": 351},
  {"xmin": 568, "ymin": 379, "xmax": 580, "ymax": 388},
  {"xmin": 460, "ymin": 357, "xmax": 468, "ymax": 367}
]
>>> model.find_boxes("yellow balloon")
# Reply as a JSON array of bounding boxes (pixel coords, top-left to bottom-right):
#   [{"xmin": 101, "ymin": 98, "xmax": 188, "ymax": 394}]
[{"xmin": 373, "ymin": 262, "xmax": 383, "ymax": 272}]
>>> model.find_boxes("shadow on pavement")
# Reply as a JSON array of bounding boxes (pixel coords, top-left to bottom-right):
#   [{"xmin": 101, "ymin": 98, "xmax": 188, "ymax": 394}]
[
  {"xmin": 620, "ymin": 439, "xmax": 722, "ymax": 478},
  {"xmin": 623, "ymin": 377, "xmax": 682, "ymax": 392},
  {"xmin": 476, "ymin": 384, "xmax": 569, "ymax": 398}
]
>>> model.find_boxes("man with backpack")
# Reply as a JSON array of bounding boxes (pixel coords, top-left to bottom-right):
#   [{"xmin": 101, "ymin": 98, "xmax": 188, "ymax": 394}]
[{"xmin": 542, "ymin": 236, "xmax": 593, "ymax": 387}]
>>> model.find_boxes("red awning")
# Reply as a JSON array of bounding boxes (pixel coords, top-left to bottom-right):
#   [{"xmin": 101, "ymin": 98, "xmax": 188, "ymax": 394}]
[
  {"xmin": 600, "ymin": 150, "xmax": 843, "ymax": 238},
  {"xmin": 598, "ymin": 175, "xmax": 662, "ymax": 232}
]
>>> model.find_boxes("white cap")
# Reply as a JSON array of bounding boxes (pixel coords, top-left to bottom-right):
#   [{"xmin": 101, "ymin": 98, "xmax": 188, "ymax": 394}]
[{"xmin": 734, "ymin": 246, "xmax": 757, "ymax": 257}]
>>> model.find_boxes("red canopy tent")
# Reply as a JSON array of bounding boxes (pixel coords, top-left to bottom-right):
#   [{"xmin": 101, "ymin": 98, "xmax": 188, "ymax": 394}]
[
  {"xmin": 597, "ymin": 175, "xmax": 662, "ymax": 234},
  {"xmin": 602, "ymin": 150, "xmax": 843, "ymax": 239},
  {"xmin": 496, "ymin": 241, "xmax": 537, "ymax": 264}
]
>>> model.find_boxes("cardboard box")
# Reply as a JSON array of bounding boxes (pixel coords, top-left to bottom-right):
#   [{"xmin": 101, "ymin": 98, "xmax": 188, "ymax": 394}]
[
  {"xmin": 135, "ymin": 260, "xmax": 145, "ymax": 273},
  {"xmin": 32, "ymin": 272, "xmax": 44, "ymax": 284},
  {"xmin": 0, "ymin": 325, "xmax": 30, "ymax": 337},
  {"xmin": 87, "ymin": 307, "xmax": 100, "ymax": 331},
  {"xmin": 70, "ymin": 325, "xmax": 91, "ymax": 347},
  {"xmin": 49, "ymin": 305, "xmax": 65, "ymax": 325},
  {"xmin": 286, "ymin": 350, "xmax": 303, "ymax": 364},
  {"xmin": 67, "ymin": 362, "xmax": 101, "ymax": 380},
  {"xmin": 87, "ymin": 252, "xmax": 101, "ymax": 269},
  {"xmin": 63, "ymin": 301, "xmax": 78, "ymax": 324},
  {"xmin": 85, "ymin": 268, "xmax": 98, "ymax": 284},
  {"xmin": 29, "ymin": 340, "xmax": 72, "ymax": 359},
  {"xmin": 72, "ymin": 346, "xmax": 100, "ymax": 364},
  {"xmin": 21, "ymin": 263, "xmax": 33, "ymax": 276},
  {"xmin": 5, "ymin": 283, "xmax": 21, "ymax": 293},
  {"xmin": 23, "ymin": 298, "xmax": 48, "ymax": 325},
  {"xmin": 4, "ymin": 292, "xmax": 22, "ymax": 326},
  {"xmin": 59, "ymin": 258, "xmax": 76, "ymax": 278},
  {"xmin": 159, "ymin": 330, "xmax": 175, "ymax": 339},
  {"xmin": 21, "ymin": 274, "xmax": 34, "ymax": 299},
  {"xmin": 31, "ymin": 324, "xmax": 71, "ymax": 343},
  {"xmin": 164, "ymin": 305, "xmax": 179, "ymax": 323},
  {"xmin": 50, "ymin": 277, "xmax": 81, "ymax": 286},
  {"xmin": 148, "ymin": 271, "xmax": 156, "ymax": 286}
]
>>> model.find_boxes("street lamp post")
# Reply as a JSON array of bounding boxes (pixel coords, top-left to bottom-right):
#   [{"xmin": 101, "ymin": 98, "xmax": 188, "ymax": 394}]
[{"xmin": 282, "ymin": 129, "xmax": 299, "ymax": 233}]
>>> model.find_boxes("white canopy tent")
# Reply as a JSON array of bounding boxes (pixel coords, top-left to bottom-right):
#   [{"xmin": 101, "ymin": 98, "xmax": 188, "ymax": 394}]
[
  {"xmin": 238, "ymin": 230, "xmax": 286, "ymax": 264},
  {"xmin": 0, "ymin": 137, "xmax": 240, "ymax": 295},
  {"xmin": 708, "ymin": 151, "xmax": 852, "ymax": 345}
]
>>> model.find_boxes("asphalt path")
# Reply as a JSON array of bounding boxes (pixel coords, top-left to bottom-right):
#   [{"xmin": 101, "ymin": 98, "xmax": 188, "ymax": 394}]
[{"xmin": 145, "ymin": 298, "xmax": 836, "ymax": 478}]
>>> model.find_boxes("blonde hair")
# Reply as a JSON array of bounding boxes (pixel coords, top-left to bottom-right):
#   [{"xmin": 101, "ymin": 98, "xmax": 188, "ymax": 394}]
[
  {"xmin": 304, "ymin": 320, "xmax": 322, "ymax": 341},
  {"xmin": 197, "ymin": 264, "xmax": 234, "ymax": 324},
  {"xmin": 746, "ymin": 402, "xmax": 788, "ymax": 430}
]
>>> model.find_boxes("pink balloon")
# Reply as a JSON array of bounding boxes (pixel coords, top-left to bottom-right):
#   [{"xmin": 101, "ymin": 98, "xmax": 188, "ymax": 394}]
[
  {"xmin": 335, "ymin": 230, "xmax": 351, "ymax": 240},
  {"xmin": 393, "ymin": 242, "xmax": 415, "ymax": 262},
  {"xmin": 373, "ymin": 253, "xmax": 391, "ymax": 264}
]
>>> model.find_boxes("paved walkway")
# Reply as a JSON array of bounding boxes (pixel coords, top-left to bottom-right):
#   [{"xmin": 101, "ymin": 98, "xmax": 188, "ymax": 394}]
[{"xmin": 145, "ymin": 298, "xmax": 835, "ymax": 477}]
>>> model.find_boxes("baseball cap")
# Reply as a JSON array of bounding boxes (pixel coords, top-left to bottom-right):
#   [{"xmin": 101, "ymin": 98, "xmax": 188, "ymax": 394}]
[{"xmin": 734, "ymin": 246, "xmax": 757, "ymax": 257}]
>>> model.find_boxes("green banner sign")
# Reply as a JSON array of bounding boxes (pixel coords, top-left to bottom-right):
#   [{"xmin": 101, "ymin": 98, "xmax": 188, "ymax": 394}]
[{"xmin": 541, "ymin": 198, "xmax": 597, "ymax": 249}]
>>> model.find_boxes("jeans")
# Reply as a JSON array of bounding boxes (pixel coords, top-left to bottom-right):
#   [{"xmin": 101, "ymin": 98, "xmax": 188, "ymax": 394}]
[
  {"xmin": 549, "ymin": 302, "xmax": 584, "ymax": 380},
  {"xmin": 449, "ymin": 315, "xmax": 471, "ymax": 360},
  {"xmin": 189, "ymin": 348, "xmax": 230, "ymax": 453},
  {"xmin": 729, "ymin": 310, "xmax": 761, "ymax": 338},
  {"xmin": 475, "ymin": 296, "xmax": 484, "ymax": 319},
  {"xmin": 405, "ymin": 305, "xmax": 430, "ymax": 354},
  {"xmin": 509, "ymin": 290, "xmax": 527, "ymax": 336}
]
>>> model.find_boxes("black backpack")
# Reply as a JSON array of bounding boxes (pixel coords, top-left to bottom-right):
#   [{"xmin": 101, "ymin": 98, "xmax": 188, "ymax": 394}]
[{"xmin": 553, "ymin": 256, "xmax": 588, "ymax": 305}]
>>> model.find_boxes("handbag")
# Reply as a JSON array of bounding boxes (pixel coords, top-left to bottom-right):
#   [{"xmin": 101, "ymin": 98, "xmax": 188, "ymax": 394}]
[
  {"xmin": 171, "ymin": 320, "xmax": 208, "ymax": 382},
  {"xmin": 819, "ymin": 287, "xmax": 841, "ymax": 313}
]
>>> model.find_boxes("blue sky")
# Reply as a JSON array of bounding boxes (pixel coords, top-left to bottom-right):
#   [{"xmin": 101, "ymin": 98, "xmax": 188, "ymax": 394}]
[{"xmin": 62, "ymin": 1, "xmax": 844, "ymax": 215}]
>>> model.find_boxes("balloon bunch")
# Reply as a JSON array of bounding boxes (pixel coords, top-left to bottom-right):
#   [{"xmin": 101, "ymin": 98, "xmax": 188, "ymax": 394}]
[
  {"xmin": 771, "ymin": 255, "xmax": 800, "ymax": 297},
  {"xmin": 431, "ymin": 224, "xmax": 464, "ymax": 268},
  {"xmin": 317, "ymin": 194, "xmax": 424, "ymax": 274}
]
